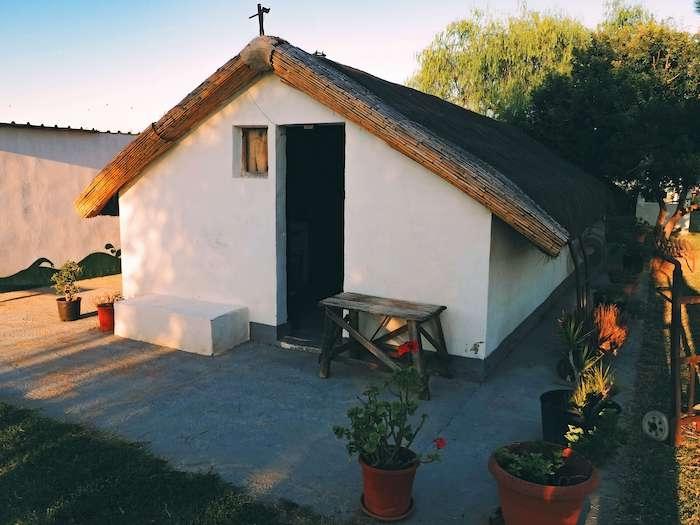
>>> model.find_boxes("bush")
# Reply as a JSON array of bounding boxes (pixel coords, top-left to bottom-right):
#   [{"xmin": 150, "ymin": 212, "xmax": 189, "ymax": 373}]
[{"xmin": 50, "ymin": 260, "xmax": 82, "ymax": 301}]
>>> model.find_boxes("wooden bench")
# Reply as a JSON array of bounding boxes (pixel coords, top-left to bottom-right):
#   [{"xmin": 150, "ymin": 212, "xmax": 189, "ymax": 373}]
[{"xmin": 318, "ymin": 292, "xmax": 450, "ymax": 399}]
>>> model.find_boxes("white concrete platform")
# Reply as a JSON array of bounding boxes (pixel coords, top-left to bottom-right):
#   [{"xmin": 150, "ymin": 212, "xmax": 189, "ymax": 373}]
[{"xmin": 114, "ymin": 294, "xmax": 249, "ymax": 356}]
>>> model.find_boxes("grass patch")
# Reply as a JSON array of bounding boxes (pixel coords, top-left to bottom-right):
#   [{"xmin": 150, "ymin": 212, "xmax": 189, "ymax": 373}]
[
  {"xmin": 616, "ymin": 270, "xmax": 699, "ymax": 524},
  {"xmin": 0, "ymin": 403, "xmax": 331, "ymax": 525}
]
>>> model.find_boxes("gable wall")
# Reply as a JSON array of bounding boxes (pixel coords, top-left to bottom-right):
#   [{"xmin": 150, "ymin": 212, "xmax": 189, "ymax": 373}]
[{"xmin": 119, "ymin": 75, "xmax": 492, "ymax": 357}]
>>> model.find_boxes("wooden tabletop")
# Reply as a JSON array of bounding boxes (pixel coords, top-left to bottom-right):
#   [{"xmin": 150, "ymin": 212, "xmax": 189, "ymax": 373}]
[{"xmin": 319, "ymin": 292, "xmax": 446, "ymax": 322}]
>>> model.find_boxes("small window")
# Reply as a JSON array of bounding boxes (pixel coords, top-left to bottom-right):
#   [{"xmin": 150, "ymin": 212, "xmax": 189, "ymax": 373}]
[{"xmin": 241, "ymin": 127, "xmax": 268, "ymax": 176}]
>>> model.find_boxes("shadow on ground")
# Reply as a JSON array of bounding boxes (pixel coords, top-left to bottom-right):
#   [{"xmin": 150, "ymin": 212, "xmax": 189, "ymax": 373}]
[{"xmin": 0, "ymin": 274, "xmax": 634, "ymax": 524}]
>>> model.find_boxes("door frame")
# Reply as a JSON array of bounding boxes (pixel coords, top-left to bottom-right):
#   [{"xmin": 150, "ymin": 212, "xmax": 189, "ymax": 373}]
[{"xmin": 277, "ymin": 122, "xmax": 346, "ymax": 340}]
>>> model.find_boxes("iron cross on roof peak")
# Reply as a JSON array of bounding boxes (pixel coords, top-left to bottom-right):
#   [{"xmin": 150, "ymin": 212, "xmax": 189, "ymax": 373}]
[{"xmin": 249, "ymin": 3, "xmax": 270, "ymax": 36}]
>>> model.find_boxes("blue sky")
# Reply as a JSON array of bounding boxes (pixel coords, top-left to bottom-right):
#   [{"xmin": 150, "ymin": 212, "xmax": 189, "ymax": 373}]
[{"xmin": 1, "ymin": 0, "xmax": 697, "ymax": 132}]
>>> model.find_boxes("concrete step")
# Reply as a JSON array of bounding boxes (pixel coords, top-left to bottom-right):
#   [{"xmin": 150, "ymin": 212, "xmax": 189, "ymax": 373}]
[{"xmin": 115, "ymin": 294, "xmax": 249, "ymax": 356}]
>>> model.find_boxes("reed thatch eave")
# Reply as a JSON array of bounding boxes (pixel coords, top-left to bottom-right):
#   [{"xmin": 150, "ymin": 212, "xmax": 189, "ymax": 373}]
[{"xmin": 73, "ymin": 35, "xmax": 604, "ymax": 256}]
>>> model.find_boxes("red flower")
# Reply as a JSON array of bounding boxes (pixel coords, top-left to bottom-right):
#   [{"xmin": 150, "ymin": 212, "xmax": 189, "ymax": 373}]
[
  {"xmin": 396, "ymin": 340, "xmax": 420, "ymax": 357},
  {"xmin": 433, "ymin": 437, "xmax": 447, "ymax": 450}
]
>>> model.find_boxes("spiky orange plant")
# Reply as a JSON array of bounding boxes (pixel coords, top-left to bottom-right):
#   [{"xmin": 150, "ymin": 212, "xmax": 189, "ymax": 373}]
[{"xmin": 594, "ymin": 304, "xmax": 628, "ymax": 354}]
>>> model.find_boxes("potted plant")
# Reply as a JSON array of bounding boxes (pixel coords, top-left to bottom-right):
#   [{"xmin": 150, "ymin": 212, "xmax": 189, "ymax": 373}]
[
  {"xmin": 333, "ymin": 367, "xmax": 445, "ymax": 521},
  {"xmin": 542, "ymin": 306, "xmax": 626, "ymax": 444},
  {"xmin": 488, "ymin": 441, "xmax": 599, "ymax": 525},
  {"xmin": 93, "ymin": 292, "xmax": 122, "ymax": 332},
  {"xmin": 51, "ymin": 261, "xmax": 82, "ymax": 321}
]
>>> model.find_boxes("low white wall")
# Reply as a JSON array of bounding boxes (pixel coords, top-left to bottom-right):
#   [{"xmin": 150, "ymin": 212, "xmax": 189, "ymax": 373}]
[
  {"xmin": 0, "ymin": 127, "xmax": 133, "ymax": 276},
  {"xmin": 120, "ymin": 74, "xmax": 492, "ymax": 356},
  {"xmin": 485, "ymin": 217, "xmax": 573, "ymax": 356}
]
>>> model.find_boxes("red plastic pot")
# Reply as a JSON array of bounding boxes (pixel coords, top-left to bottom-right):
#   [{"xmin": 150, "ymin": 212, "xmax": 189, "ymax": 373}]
[
  {"xmin": 360, "ymin": 454, "xmax": 418, "ymax": 521},
  {"xmin": 488, "ymin": 443, "xmax": 599, "ymax": 525},
  {"xmin": 96, "ymin": 303, "xmax": 115, "ymax": 332}
]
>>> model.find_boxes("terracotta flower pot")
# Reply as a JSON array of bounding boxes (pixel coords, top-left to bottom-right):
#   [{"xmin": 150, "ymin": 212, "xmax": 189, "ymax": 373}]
[
  {"xmin": 360, "ymin": 453, "xmax": 418, "ymax": 521},
  {"xmin": 56, "ymin": 297, "xmax": 81, "ymax": 322},
  {"xmin": 96, "ymin": 303, "xmax": 115, "ymax": 332},
  {"xmin": 488, "ymin": 443, "xmax": 599, "ymax": 525}
]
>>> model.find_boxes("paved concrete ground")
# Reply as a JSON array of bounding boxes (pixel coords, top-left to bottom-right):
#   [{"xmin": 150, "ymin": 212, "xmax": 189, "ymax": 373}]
[{"xmin": 0, "ymin": 275, "xmax": 638, "ymax": 524}]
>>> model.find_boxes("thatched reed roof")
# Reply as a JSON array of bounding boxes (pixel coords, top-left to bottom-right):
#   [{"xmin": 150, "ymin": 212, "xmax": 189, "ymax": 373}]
[{"xmin": 75, "ymin": 36, "xmax": 606, "ymax": 256}]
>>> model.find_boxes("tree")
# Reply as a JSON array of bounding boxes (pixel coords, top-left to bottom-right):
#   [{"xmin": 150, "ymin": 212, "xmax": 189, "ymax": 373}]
[
  {"xmin": 522, "ymin": 4, "xmax": 700, "ymax": 240},
  {"xmin": 410, "ymin": 4, "xmax": 699, "ymax": 244},
  {"xmin": 408, "ymin": 9, "xmax": 589, "ymax": 121}
]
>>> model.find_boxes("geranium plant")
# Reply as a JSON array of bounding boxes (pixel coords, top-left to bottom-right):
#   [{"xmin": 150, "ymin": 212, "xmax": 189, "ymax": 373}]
[{"xmin": 333, "ymin": 367, "xmax": 445, "ymax": 470}]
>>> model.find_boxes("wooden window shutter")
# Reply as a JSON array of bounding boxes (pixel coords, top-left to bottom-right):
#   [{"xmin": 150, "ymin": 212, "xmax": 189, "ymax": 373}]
[{"xmin": 242, "ymin": 128, "xmax": 268, "ymax": 175}]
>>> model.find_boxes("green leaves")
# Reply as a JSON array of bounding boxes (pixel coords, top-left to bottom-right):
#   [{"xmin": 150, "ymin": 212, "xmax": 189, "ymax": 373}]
[
  {"xmin": 50, "ymin": 260, "xmax": 82, "ymax": 302},
  {"xmin": 524, "ymin": 6, "xmax": 700, "ymax": 209},
  {"xmin": 410, "ymin": 5, "xmax": 700, "ymax": 216},
  {"xmin": 408, "ymin": 9, "xmax": 589, "ymax": 121},
  {"xmin": 565, "ymin": 407, "xmax": 626, "ymax": 467},
  {"xmin": 495, "ymin": 444, "xmax": 565, "ymax": 485},
  {"xmin": 332, "ymin": 368, "xmax": 438, "ymax": 470}
]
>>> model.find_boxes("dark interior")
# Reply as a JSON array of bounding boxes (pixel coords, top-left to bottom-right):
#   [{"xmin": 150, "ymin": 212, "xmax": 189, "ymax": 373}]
[{"xmin": 285, "ymin": 124, "xmax": 345, "ymax": 343}]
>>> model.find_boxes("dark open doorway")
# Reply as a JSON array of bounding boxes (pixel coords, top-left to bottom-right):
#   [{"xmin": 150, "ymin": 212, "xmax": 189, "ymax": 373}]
[{"xmin": 285, "ymin": 124, "xmax": 345, "ymax": 344}]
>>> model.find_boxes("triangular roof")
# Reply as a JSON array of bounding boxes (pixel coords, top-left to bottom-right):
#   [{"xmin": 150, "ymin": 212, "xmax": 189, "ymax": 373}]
[{"xmin": 75, "ymin": 36, "xmax": 606, "ymax": 256}]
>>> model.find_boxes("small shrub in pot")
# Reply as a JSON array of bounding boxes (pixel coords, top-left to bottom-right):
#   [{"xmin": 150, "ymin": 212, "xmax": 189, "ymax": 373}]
[
  {"xmin": 51, "ymin": 261, "xmax": 82, "ymax": 321},
  {"xmin": 333, "ymin": 367, "xmax": 445, "ymax": 520}
]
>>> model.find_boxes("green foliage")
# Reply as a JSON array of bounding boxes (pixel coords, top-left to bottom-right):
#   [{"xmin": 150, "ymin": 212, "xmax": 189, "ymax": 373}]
[
  {"xmin": 570, "ymin": 363, "xmax": 616, "ymax": 414},
  {"xmin": 333, "ymin": 368, "xmax": 442, "ymax": 470},
  {"xmin": 557, "ymin": 310, "xmax": 600, "ymax": 383},
  {"xmin": 565, "ymin": 407, "xmax": 626, "ymax": 467},
  {"xmin": 408, "ymin": 9, "xmax": 588, "ymax": 121},
  {"xmin": 494, "ymin": 443, "xmax": 565, "ymax": 485},
  {"xmin": 50, "ymin": 260, "xmax": 82, "ymax": 301},
  {"xmin": 565, "ymin": 358, "xmax": 624, "ymax": 466},
  {"xmin": 411, "ymin": 4, "xmax": 699, "ymax": 216},
  {"xmin": 557, "ymin": 306, "xmax": 624, "ymax": 465},
  {"xmin": 522, "ymin": 4, "xmax": 700, "ymax": 209}
]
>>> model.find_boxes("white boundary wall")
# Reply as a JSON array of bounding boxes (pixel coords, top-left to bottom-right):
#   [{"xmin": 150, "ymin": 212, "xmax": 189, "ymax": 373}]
[{"xmin": 0, "ymin": 126, "xmax": 133, "ymax": 276}]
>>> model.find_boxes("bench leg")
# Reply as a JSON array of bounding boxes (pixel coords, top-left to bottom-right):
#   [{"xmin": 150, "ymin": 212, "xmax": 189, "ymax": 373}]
[
  {"xmin": 433, "ymin": 316, "xmax": 452, "ymax": 379},
  {"xmin": 408, "ymin": 320, "xmax": 430, "ymax": 400},
  {"xmin": 319, "ymin": 307, "xmax": 340, "ymax": 379},
  {"xmin": 348, "ymin": 310, "xmax": 363, "ymax": 359}
]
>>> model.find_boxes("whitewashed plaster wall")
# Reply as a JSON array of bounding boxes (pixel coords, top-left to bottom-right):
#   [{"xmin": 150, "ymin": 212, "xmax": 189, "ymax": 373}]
[
  {"xmin": 343, "ymin": 120, "xmax": 492, "ymax": 359},
  {"xmin": 0, "ymin": 127, "xmax": 133, "ymax": 276},
  {"xmin": 485, "ymin": 217, "xmax": 573, "ymax": 355},
  {"xmin": 119, "ymin": 74, "xmax": 493, "ymax": 356},
  {"xmin": 119, "ymin": 75, "xmax": 343, "ymax": 325}
]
